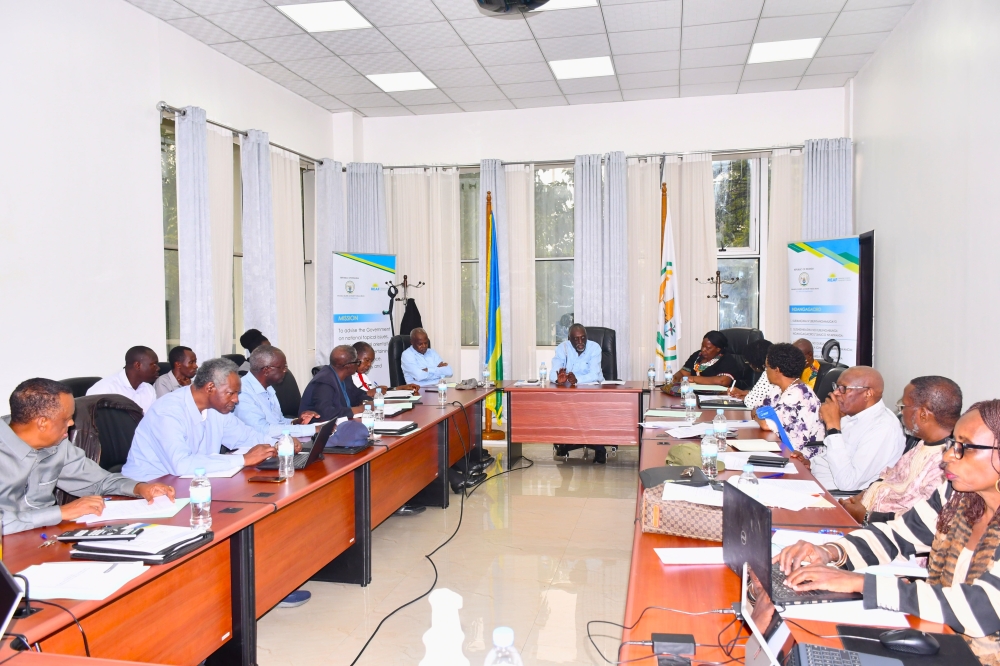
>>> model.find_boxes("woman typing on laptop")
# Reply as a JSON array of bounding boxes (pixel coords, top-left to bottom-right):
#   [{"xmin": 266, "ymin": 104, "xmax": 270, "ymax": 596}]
[{"xmin": 773, "ymin": 400, "xmax": 1000, "ymax": 664}]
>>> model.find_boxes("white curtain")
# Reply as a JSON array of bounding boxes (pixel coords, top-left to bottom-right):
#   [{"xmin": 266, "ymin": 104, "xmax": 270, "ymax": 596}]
[
  {"xmin": 175, "ymin": 106, "xmax": 216, "ymax": 363},
  {"xmin": 385, "ymin": 168, "xmax": 462, "ymax": 374},
  {"xmin": 314, "ymin": 159, "xmax": 344, "ymax": 366},
  {"xmin": 663, "ymin": 154, "xmax": 718, "ymax": 362},
  {"xmin": 764, "ymin": 149, "xmax": 803, "ymax": 342},
  {"xmin": 346, "ymin": 162, "xmax": 387, "ymax": 253},
  {"xmin": 627, "ymin": 156, "xmax": 662, "ymax": 381},
  {"xmin": 240, "ymin": 129, "xmax": 278, "ymax": 345},
  {"xmin": 478, "ymin": 159, "xmax": 512, "ymax": 379},
  {"xmin": 207, "ymin": 125, "xmax": 234, "ymax": 359},
  {"xmin": 802, "ymin": 138, "xmax": 853, "ymax": 240},
  {"xmin": 505, "ymin": 164, "xmax": 536, "ymax": 380}
]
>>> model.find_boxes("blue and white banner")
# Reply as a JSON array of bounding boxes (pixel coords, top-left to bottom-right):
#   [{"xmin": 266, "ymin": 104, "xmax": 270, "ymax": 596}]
[{"xmin": 332, "ymin": 253, "xmax": 396, "ymax": 386}]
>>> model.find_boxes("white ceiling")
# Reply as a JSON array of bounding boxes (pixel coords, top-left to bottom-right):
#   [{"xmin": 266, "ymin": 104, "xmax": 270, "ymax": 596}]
[{"xmin": 128, "ymin": 0, "xmax": 914, "ymax": 117}]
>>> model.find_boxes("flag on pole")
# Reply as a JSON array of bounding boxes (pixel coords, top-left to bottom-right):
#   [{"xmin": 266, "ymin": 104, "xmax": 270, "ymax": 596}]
[
  {"xmin": 485, "ymin": 197, "xmax": 504, "ymax": 419},
  {"xmin": 656, "ymin": 191, "xmax": 681, "ymax": 378}
]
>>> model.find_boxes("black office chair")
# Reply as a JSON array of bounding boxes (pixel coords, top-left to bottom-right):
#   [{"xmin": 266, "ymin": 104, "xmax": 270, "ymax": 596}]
[
  {"xmin": 60, "ymin": 377, "xmax": 102, "ymax": 399},
  {"xmin": 273, "ymin": 370, "xmax": 302, "ymax": 418},
  {"xmin": 388, "ymin": 335, "xmax": 412, "ymax": 388},
  {"xmin": 312, "ymin": 366, "xmax": 322, "ymax": 377},
  {"xmin": 719, "ymin": 328, "xmax": 763, "ymax": 357},
  {"xmin": 584, "ymin": 326, "xmax": 618, "ymax": 381},
  {"xmin": 157, "ymin": 361, "xmax": 171, "ymax": 377},
  {"xmin": 94, "ymin": 407, "xmax": 140, "ymax": 473},
  {"xmin": 222, "ymin": 353, "xmax": 247, "ymax": 367},
  {"xmin": 815, "ymin": 366, "xmax": 846, "ymax": 403}
]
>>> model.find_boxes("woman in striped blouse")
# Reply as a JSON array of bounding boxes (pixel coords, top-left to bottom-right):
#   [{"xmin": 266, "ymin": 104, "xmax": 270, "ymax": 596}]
[{"xmin": 775, "ymin": 399, "xmax": 1000, "ymax": 664}]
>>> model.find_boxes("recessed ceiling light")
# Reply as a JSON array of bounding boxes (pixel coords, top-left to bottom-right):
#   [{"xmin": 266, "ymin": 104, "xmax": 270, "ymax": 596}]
[
  {"xmin": 747, "ymin": 38, "xmax": 822, "ymax": 64},
  {"xmin": 532, "ymin": 0, "xmax": 598, "ymax": 10},
  {"xmin": 276, "ymin": 1, "xmax": 371, "ymax": 33},
  {"xmin": 367, "ymin": 72, "xmax": 437, "ymax": 92},
  {"xmin": 549, "ymin": 56, "xmax": 614, "ymax": 80}
]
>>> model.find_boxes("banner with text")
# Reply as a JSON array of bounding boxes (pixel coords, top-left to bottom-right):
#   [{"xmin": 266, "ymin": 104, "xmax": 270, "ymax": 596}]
[
  {"xmin": 332, "ymin": 253, "xmax": 396, "ymax": 386},
  {"xmin": 787, "ymin": 237, "xmax": 860, "ymax": 367}
]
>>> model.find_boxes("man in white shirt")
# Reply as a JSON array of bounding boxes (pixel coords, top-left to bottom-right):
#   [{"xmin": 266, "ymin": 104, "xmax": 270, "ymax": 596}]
[
  {"xmin": 796, "ymin": 366, "xmax": 905, "ymax": 492},
  {"xmin": 87, "ymin": 346, "xmax": 159, "ymax": 413},
  {"xmin": 234, "ymin": 345, "xmax": 321, "ymax": 439},
  {"xmin": 154, "ymin": 346, "xmax": 198, "ymax": 398},
  {"xmin": 401, "ymin": 328, "xmax": 454, "ymax": 388}
]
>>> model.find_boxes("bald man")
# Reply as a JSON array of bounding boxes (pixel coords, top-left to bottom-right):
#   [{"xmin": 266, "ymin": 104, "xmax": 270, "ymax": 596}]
[
  {"xmin": 795, "ymin": 366, "xmax": 904, "ymax": 492},
  {"xmin": 792, "ymin": 339, "xmax": 821, "ymax": 389}
]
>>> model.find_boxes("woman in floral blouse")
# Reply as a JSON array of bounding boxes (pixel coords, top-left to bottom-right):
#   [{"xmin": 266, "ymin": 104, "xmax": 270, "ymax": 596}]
[{"xmin": 755, "ymin": 343, "xmax": 825, "ymax": 453}]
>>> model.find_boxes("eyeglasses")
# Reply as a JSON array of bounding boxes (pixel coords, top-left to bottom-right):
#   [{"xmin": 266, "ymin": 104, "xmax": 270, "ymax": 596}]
[
  {"xmin": 944, "ymin": 437, "xmax": 1000, "ymax": 459},
  {"xmin": 832, "ymin": 383, "xmax": 869, "ymax": 394}
]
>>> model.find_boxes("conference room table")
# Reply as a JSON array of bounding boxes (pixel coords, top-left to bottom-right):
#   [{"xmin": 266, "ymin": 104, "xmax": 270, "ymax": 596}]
[{"xmin": 6, "ymin": 653, "xmax": 169, "ymax": 665}]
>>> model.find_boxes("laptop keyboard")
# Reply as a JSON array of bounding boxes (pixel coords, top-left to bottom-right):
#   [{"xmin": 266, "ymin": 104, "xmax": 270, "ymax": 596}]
[
  {"xmin": 794, "ymin": 644, "xmax": 863, "ymax": 666},
  {"xmin": 772, "ymin": 564, "xmax": 824, "ymax": 600}
]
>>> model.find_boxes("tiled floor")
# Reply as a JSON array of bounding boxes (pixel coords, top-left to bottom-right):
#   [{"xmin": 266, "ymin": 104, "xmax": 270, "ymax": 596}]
[{"xmin": 257, "ymin": 444, "xmax": 640, "ymax": 665}]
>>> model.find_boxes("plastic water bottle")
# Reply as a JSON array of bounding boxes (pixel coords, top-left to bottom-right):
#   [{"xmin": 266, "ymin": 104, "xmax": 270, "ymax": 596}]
[
  {"xmin": 438, "ymin": 382, "xmax": 448, "ymax": 407},
  {"xmin": 664, "ymin": 368, "xmax": 673, "ymax": 388},
  {"xmin": 483, "ymin": 362, "xmax": 492, "ymax": 388},
  {"xmin": 647, "ymin": 363, "xmax": 656, "ymax": 390},
  {"xmin": 277, "ymin": 430, "xmax": 295, "ymax": 480},
  {"xmin": 737, "ymin": 464, "xmax": 760, "ymax": 499},
  {"xmin": 713, "ymin": 409, "xmax": 728, "ymax": 452},
  {"xmin": 539, "ymin": 361, "xmax": 547, "ymax": 385},
  {"xmin": 680, "ymin": 376, "xmax": 691, "ymax": 395},
  {"xmin": 484, "ymin": 627, "xmax": 523, "ymax": 666},
  {"xmin": 373, "ymin": 387, "xmax": 385, "ymax": 422},
  {"xmin": 700, "ymin": 434, "xmax": 718, "ymax": 480},
  {"xmin": 189, "ymin": 468, "xmax": 212, "ymax": 529},
  {"xmin": 684, "ymin": 391, "xmax": 697, "ymax": 425},
  {"xmin": 361, "ymin": 404, "xmax": 375, "ymax": 437}
]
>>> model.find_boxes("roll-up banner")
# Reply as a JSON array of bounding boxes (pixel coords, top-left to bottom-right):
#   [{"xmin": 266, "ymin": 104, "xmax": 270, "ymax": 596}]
[
  {"xmin": 787, "ymin": 237, "xmax": 860, "ymax": 367},
  {"xmin": 331, "ymin": 253, "xmax": 396, "ymax": 386}
]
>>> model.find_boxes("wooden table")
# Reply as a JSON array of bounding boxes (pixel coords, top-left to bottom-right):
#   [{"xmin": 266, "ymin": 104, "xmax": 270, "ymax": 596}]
[{"xmin": 5, "ymin": 652, "xmax": 168, "ymax": 665}]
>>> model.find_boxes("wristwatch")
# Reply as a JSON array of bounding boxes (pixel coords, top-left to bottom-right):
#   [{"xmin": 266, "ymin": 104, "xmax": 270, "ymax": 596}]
[{"xmin": 825, "ymin": 428, "xmax": 841, "ymax": 437}]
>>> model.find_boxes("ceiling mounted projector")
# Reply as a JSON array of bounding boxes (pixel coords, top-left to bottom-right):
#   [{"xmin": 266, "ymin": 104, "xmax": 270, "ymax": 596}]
[{"xmin": 476, "ymin": 0, "xmax": 550, "ymax": 18}]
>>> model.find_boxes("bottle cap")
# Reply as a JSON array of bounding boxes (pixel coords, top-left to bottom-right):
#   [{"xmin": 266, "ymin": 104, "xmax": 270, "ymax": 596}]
[
  {"xmin": 282, "ymin": 429, "xmax": 291, "ymax": 435},
  {"xmin": 194, "ymin": 467, "xmax": 206, "ymax": 476},
  {"xmin": 717, "ymin": 409, "xmax": 725, "ymax": 415},
  {"xmin": 492, "ymin": 626, "xmax": 514, "ymax": 648},
  {"xmin": 743, "ymin": 464, "xmax": 755, "ymax": 473}
]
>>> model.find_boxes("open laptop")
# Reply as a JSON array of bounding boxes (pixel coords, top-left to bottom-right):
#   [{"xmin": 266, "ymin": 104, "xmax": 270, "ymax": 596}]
[
  {"xmin": 0, "ymin": 561, "xmax": 24, "ymax": 641},
  {"xmin": 741, "ymin": 563, "xmax": 902, "ymax": 666},
  {"xmin": 723, "ymin": 483, "xmax": 861, "ymax": 605},
  {"xmin": 255, "ymin": 419, "xmax": 336, "ymax": 470}
]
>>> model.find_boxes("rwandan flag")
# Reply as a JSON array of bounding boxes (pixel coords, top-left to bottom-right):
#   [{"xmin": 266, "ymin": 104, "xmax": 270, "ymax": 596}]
[{"xmin": 485, "ymin": 205, "xmax": 503, "ymax": 419}]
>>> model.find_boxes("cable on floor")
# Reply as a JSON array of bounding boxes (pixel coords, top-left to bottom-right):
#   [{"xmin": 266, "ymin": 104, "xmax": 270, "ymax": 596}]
[{"xmin": 587, "ymin": 606, "xmax": 737, "ymax": 664}]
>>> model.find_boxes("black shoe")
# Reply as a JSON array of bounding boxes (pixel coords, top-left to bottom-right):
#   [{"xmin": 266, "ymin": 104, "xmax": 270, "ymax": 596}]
[
  {"xmin": 554, "ymin": 445, "xmax": 569, "ymax": 459},
  {"xmin": 478, "ymin": 453, "xmax": 496, "ymax": 466},
  {"xmin": 393, "ymin": 504, "xmax": 426, "ymax": 516},
  {"xmin": 593, "ymin": 452, "xmax": 607, "ymax": 464},
  {"xmin": 451, "ymin": 472, "xmax": 486, "ymax": 493},
  {"xmin": 470, "ymin": 462, "xmax": 488, "ymax": 474}
]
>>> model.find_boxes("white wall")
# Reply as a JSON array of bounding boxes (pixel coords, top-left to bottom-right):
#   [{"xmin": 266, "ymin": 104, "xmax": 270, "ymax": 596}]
[
  {"xmin": 0, "ymin": 0, "xmax": 334, "ymax": 401},
  {"xmin": 852, "ymin": 0, "xmax": 1000, "ymax": 405}
]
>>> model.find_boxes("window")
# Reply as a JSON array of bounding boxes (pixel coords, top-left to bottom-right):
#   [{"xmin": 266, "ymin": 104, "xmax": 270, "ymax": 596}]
[
  {"xmin": 459, "ymin": 170, "xmax": 480, "ymax": 346},
  {"xmin": 161, "ymin": 120, "xmax": 180, "ymax": 350},
  {"xmin": 534, "ymin": 166, "xmax": 574, "ymax": 346}
]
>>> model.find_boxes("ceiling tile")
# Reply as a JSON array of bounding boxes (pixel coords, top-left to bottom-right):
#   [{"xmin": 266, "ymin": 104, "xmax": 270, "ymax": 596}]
[
  {"xmin": 247, "ymin": 34, "xmax": 331, "ymax": 61},
  {"xmin": 389, "ymin": 89, "xmax": 452, "ymax": 105},
  {"xmin": 441, "ymin": 85, "xmax": 507, "ymax": 102},
  {"xmin": 537, "ymin": 34, "xmax": 611, "ymax": 60},
  {"xmin": 306, "ymin": 94, "xmax": 351, "ymax": 110},
  {"xmin": 348, "ymin": 0, "xmax": 445, "ymax": 27},
  {"xmin": 682, "ymin": 0, "xmax": 764, "ymax": 26},
  {"xmin": 525, "ymin": 7, "xmax": 606, "ymax": 38},
  {"xmin": 500, "ymin": 80, "xmax": 562, "ymax": 97},
  {"xmin": 816, "ymin": 31, "xmax": 889, "ymax": 57},
  {"xmin": 312, "ymin": 74, "xmax": 381, "ymax": 95},
  {"xmin": 798, "ymin": 72, "xmax": 853, "ymax": 88},
  {"xmin": 336, "ymin": 91, "xmax": 400, "ymax": 106},
  {"xmin": 180, "ymin": 0, "xmax": 265, "ymax": 13},
  {"xmin": 681, "ymin": 44, "xmax": 750, "ymax": 68},
  {"xmin": 557, "ymin": 75, "xmax": 619, "ymax": 94},
  {"xmin": 762, "ymin": 0, "xmax": 846, "ymax": 16},
  {"xmin": 409, "ymin": 103, "xmax": 463, "ymax": 114},
  {"xmin": 602, "ymin": 1, "xmax": 682, "ymax": 32},
  {"xmin": 206, "ymin": 7, "xmax": 301, "ymax": 40},
  {"xmin": 424, "ymin": 67, "xmax": 495, "ymax": 87},
  {"xmin": 282, "ymin": 55, "xmax": 356, "ymax": 79},
  {"xmin": 754, "ymin": 13, "xmax": 838, "ymax": 41},
  {"xmin": 681, "ymin": 21, "xmax": 758, "ymax": 49},
  {"xmin": 613, "ymin": 51, "xmax": 680, "ymax": 73},
  {"xmin": 358, "ymin": 106, "xmax": 414, "ymax": 117},
  {"xmin": 248, "ymin": 62, "xmax": 301, "ymax": 82},
  {"xmin": 211, "ymin": 41, "xmax": 272, "ymax": 64},
  {"xmin": 622, "ymin": 86, "xmax": 679, "ymax": 100},
  {"xmin": 567, "ymin": 91, "xmax": 624, "ymax": 104},
  {"xmin": 738, "ymin": 76, "xmax": 802, "ymax": 92},
  {"xmin": 486, "ymin": 62, "xmax": 554, "ymax": 84},
  {"xmin": 313, "ymin": 28, "xmax": 397, "ymax": 55},
  {"xmin": 404, "ymin": 45, "xmax": 481, "ymax": 70},
  {"xmin": 281, "ymin": 79, "xmax": 326, "ymax": 96},
  {"xmin": 381, "ymin": 22, "xmax": 463, "ymax": 51},
  {"xmin": 458, "ymin": 99, "xmax": 516, "ymax": 112},
  {"xmin": 430, "ymin": 0, "xmax": 485, "ymax": 20},
  {"xmin": 602, "ymin": 0, "xmax": 670, "ymax": 5},
  {"xmin": 828, "ymin": 6, "xmax": 911, "ymax": 35},
  {"xmin": 608, "ymin": 29, "xmax": 681, "ymax": 55},
  {"xmin": 511, "ymin": 96, "xmax": 568, "ymax": 108},
  {"xmin": 679, "ymin": 65, "xmax": 743, "ymax": 85},
  {"xmin": 342, "ymin": 51, "xmax": 416, "ymax": 75},
  {"xmin": 843, "ymin": 0, "xmax": 914, "ymax": 9},
  {"xmin": 806, "ymin": 53, "xmax": 870, "ymax": 74},
  {"xmin": 618, "ymin": 70, "xmax": 679, "ymax": 89},
  {"xmin": 127, "ymin": 0, "xmax": 195, "ymax": 20},
  {"xmin": 469, "ymin": 41, "xmax": 545, "ymax": 66},
  {"xmin": 680, "ymin": 81, "xmax": 740, "ymax": 96},
  {"xmin": 450, "ymin": 17, "xmax": 533, "ymax": 44},
  {"xmin": 167, "ymin": 16, "xmax": 237, "ymax": 44},
  {"xmin": 742, "ymin": 59, "xmax": 810, "ymax": 79}
]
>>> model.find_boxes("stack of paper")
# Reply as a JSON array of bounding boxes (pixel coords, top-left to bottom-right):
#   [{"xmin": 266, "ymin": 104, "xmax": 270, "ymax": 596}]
[
  {"xmin": 654, "ymin": 547, "xmax": 725, "ymax": 565},
  {"xmin": 383, "ymin": 403, "xmax": 412, "ymax": 417},
  {"xmin": 384, "ymin": 390, "xmax": 413, "ymax": 399},
  {"xmin": 692, "ymin": 385, "xmax": 730, "ymax": 393},
  {"xmin": 601, "ymin": 380, "xmax": 626, "ymax": 385},
  {"xmin": 72, "ymin": 525, "xmax": 208, "ymax": 563},
  {"xmin": 645, "ymin": 409, "xmax": 699, "ymax": 419},
  {"xmin": 17, "ymin": 561, "xmax": 148, "ymax": 600},
  {"xmin": 728, "ymin": 439, "xmax": 781, "ymax": 452},
  {"xmin": 76, "ymin": 496, "xmax": 190, "ymax": 524}
]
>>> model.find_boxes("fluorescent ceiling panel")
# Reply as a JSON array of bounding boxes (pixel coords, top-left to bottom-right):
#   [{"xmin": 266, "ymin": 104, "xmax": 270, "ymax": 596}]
[
  {"xmin": 367, "ymin": 72, "xmax": 438, "ymax": 92},
  {"xmin": 533, "ymin": 0, "xmax": 598, "ymax": 11},
  {"xmin": 276, "ymin": 2, "xmax": 371, "ymax": 32},
  {"xmin": 549, "ymin": 55, "xmax": 614, "ymax": 79},
  {"xmin": 747, "ymin": 38, "xmax": 822, "ymax": 63}
]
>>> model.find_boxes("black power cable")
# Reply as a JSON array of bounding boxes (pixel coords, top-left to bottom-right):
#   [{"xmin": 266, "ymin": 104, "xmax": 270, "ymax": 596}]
[{"xmin": 587, "ymin": 606, "xmax": 738, "ymax": 665}]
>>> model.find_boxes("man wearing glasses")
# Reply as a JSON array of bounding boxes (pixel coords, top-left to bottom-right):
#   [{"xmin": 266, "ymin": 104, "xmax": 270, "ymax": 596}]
[
  {"xmin": 299, "ymin": 345, "xmax": 365, "ymax": 423},
  {"xmin": 234, "ymin": 345, "xmax": 322, "ymax": 439},
  {"xmin": 796, "ymin": 366, "xmax": 905, "ymax": 492}
]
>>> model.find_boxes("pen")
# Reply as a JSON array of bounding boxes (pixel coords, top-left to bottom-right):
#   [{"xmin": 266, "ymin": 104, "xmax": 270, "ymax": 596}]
[
  {"xmin": 40, "ymin": 533, "xmax": 47, "ymax": 540},
  {"xmin": 762, "ymin": 473, "xmax": 784, "ymax": 479}
]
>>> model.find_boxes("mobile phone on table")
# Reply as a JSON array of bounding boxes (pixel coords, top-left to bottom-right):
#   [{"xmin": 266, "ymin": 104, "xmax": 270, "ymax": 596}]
[{"xmin": 248, "ymin": 476, "xmax": 286, "ymax": 483}]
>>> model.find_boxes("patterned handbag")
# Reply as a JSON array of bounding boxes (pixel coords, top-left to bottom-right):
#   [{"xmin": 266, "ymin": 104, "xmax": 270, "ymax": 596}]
[{"xmin": 641, "ymin": 482, "xmax": 723, "ymax": 542}]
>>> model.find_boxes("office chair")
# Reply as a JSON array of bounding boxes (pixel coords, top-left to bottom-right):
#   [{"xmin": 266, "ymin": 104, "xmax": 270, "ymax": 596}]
[
  {"xmin": 584, "ymin": 326, "xmax": 618, "ymax": 381},
  {"xmin": 222, "ymin": 353, "xmax": 247, "ymax": 368},
  {"xmin": 388, "ymin": 335, "xmax": 412, "ymax": 388},
  {"xmin": 814, "ymin": 367, "xmax": 846, "ymax": 403},
  {"xmin": 312, "ymin": 366, "xmax": 322, "ymax": 377},
  {"xmin": 273, "ymin": 370, "xmax": 302, "ymax": 418},
  {"xmin": 157, "ymin": 362, "xmax": 171, "ymax": 377},
  {"xmin": 60, "ymin": 377, "xmax": 102, "ymax": 399},
  {"xmin": 718, "ymin": 328, "xmax": 763, "ymax": 356}
]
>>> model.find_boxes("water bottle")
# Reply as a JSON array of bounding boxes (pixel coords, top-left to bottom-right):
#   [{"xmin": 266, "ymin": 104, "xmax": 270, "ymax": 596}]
[
  {"xmin": 684, "ymin": 391, "xmax": 697, "ymax": 425},
  {"xmin": 647, "ymin": 363, "xmax": 656, "ymax": 390},
  {"xmin": 361, "ymin": 404, "xmax": 375, "ymax": 438},
  {"xmin": 438, "ymin": 382, "xmax": 448, "ymax": 406},
  {"xmin": 484, "ymin": 627, "xmax": 523, "ymax": 666},
  {"xmin": 189, "ymin": 468, "xmax": 212, "ymax": 529},
  {"xmin": 483, "ymin": 362, "xmax": 492, "ymax": 388},
  {"xmin": 713, "ymin": 409, "xmax": 728, "ymax": 452},
  {"xmin": 539, "ymin": 361, "xmax": 547, "ymax": 386},
  {"xmin": 680, "ymin": 376, "xmax": 690, "ymax": 395},
  {"xmin": 700, "ymin": 434, "xmax": 718, "ymax": 480},
  {"xmin": 373, "ymin": 387, "xmax": 385, "ymax": 422},
  {"xmin": 277, "ymin": 430, "xmax": 295, "ymax": 480},
  {"xmin": 737, "ymin": 464, "xmax": 760, "ymax": 499}
]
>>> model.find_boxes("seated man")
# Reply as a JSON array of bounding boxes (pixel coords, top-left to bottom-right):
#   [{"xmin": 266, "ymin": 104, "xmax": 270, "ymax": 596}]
[
  {"xmin": 299, "ymin": 345, "xmax": 363, "ymax": 422},
  {"xmin": 87, "ymin": 345, "xmax": 159, "ymax": 412},
  {"xmin": 123, "ymin": 358, "xmax": 279, "ymax": 481},
  {"xmin": 349, "ymin": 341, "xmax": 420, "ymax": 406},
  {"xmin": 840, "ymin": 375, "xmax": 960, "ymax": 524},
  {"xmin": 401, "ymin": 328, "xmax": 453, "ymax": 388},
  {"xmin": 154, "ymin": 345, "xmax": 198, "ymax": 398},
  {"xmin": 234, "ymin": 345, "xmax": 321, "ymax": 439},
  {"xmin": 1, "ymin": 378, "xmax": 174, "ymax": 534},
  {"xmin": 550, "ymin": 324, "xmax": 608, "ymax": 464},
  {"xmin": 238, "ymin": 329, "xmax": 269, "ymax": 372},
  {"xmin": 792, "ymin": 338, "xmax": 822, "ymax": 389},
  {"xmin": 795, "ymin": 366, "xmax": 905, "ymax": 492}
]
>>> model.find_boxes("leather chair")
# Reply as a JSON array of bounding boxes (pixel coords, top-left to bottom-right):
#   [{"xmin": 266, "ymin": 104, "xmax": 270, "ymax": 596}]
[
  {"xmin": 584, "ymin": 327, "xmax": 618, "ymax": 381},
  {"xmin": 60, "ymin": 377, "xmax": 101, "ymax": 399},
  {"xmin": 273, "ymin": 370, "xmax": 302, "ymax": 418},
  {"xmin": 388, "ymin": 335, "xmax": 412, "ymax": 388},
  {"xmin": 72, "ymin": 395, "xmax": 144, "ymax": 473},
  {"xmin": 719, "ymin": 328, "xmax": 763, "ymax": 357},
  {"xmin": 815, "ymin": 366, "xmax": 846, "ymax": 403},
  {"xmin": 222, "ymin": 353, "xmax": 247, "ymax": 368},
  {"xmin": 312, "ymin": 366, "xmax": 322, "ymax": 377},
  {"xmin": 157, "ymin": 361, "xmax": 171, "ymax": 377}
]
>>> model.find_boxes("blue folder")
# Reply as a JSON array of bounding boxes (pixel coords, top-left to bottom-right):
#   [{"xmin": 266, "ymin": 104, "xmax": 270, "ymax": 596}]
[{"xmin": 754, "ymin": 405, "xmax": 795, "ymax": 454}]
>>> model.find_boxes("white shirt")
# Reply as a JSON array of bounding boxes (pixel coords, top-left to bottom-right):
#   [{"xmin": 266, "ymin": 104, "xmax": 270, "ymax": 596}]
[
  {"xmin": 810, "ymin": 400, "xmax": 905, "ymax": 492},
  {"xmin": 87, "ymin": 369, "xmax": 156, "ymax": 413}
]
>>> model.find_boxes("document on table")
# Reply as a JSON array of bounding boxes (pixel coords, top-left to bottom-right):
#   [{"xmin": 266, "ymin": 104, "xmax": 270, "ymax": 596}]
[
  {"xmin": 728, "ymin": 439, "xmax": 781, "ymax": 452},
  {"xmin": 645, "ymin": 409, "xmax": 699, "ymax": 419},
  {"xmin": 692, "ymin": 385, "xmax": 730, "ymax": 393},
  {"xmin": 725, "ymin": 477, "xmax": 821, "ymax": 511},
  {"xmin": 513, "ymin": 380, "xmax": 540, "ymax": 386},
  {"xmin": 654, "ymin": 547, "xmax": 725, "ymax": 565},
  {"xmin": 719, "ymin": 452, "xmax": 794, "ymax": 473},
  {"xmin": 384, "ymin": 390, "xmax": 413, "ymax": 399},
  {"xmin": 781, "ymin": 600, "xmax": 909, "ymax": 628},
  {"xmin": 771, "ymin": 529, "xmax": 841, "ymax": 550},
  {"xmin": 16, "ymin": 561, "xmax": 149, "ymax": 600},
  {"xmin": 76, "ymin": 495, "xmax": 190, "ymax": 524},
  {"xmin": 383, "ymin": 403, "xmax": 412, "ymax": 417},
  {"xmin": 860, "ymin": 561, "xmax": 929, "ymax": 578},
  {"xmin": 601, "ymin": 380, "xmax": 626, "ymax": 385},
  {"xmin": 74, "ymin": 525, "xmax": 207, "ymax": 559}
]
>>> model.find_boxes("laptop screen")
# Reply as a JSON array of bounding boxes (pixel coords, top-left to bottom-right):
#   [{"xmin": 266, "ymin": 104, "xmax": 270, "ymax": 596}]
[
  {"xmin": 723, "ymin": 482, "xmax": 774, "ymax": 598},
  {"xmin": 742, "ymin": 563, "xmax": 796, "ymax": 666},
  {"xmin": 0, "ymin": 562, "xmax": 24, "ymax": 640}
]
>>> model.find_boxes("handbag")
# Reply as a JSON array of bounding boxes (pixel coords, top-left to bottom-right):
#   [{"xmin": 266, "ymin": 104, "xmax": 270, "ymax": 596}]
[{"xmin": 640, "ymin": 482, "xmax": 723, "ymax": 542}]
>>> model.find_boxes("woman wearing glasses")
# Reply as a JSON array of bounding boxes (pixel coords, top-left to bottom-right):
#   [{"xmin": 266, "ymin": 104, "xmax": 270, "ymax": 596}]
[{"xmin": 775, "ymin": 400, "xmax": 1000, "ymax": 664}]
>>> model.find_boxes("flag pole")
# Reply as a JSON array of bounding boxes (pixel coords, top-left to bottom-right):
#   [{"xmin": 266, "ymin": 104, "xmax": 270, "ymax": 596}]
[
  {"xmin": 660, "ymin": 182, "xmax": 667, "ymax": 247},
  {"xmin": 483, "ymin": 190, "xmax": 505, "ymax": 442}
]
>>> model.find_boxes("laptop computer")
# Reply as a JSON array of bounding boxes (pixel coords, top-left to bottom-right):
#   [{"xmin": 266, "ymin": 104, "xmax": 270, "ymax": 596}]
[
  {"xmin": 723, "ymin": 482, "xmax": 861, "ymax": 605},
  {"xmin": 255, "ymin": 420, "xmax": 336, "ymax": 470},
  {"xmin": 0, "ymin": 561, "xmax": 24, "ymax": 640},
  {"xmin": 741, "ymin": 562, "xmax": 902, "ymax": 666}
]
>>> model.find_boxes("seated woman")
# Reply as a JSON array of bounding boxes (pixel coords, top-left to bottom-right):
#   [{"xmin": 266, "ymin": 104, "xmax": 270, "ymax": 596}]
[
  {"xmin": 774, "ymin": 400, "xmax": 1000, "ymax": 664},
  {"xmin": 730, "ymin": 338, "xmax": 772, "ymax": 407},
  {"xmin": 753, "ymin": 343, "xmax": 824, "ymax": 452},
  {"xmin": 664, "ymin": 330, "xmax": 745, "ymax": 391},
  {"xmin": 349, "ymin": 341, "xmax": 420, "ymax": 405}
]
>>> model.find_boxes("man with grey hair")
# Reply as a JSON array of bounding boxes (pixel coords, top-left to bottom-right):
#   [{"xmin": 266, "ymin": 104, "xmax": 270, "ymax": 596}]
[
  {"xmin": 299, "ymin": 345, "xmax": 364, "ymax": 422},
  {"xmin": 234, "ymin": 345, "xmax": 321, "ymax": 439},
  {"xmin": 123, "ymin": 358, "xmax": 279, "ymax": 481}
]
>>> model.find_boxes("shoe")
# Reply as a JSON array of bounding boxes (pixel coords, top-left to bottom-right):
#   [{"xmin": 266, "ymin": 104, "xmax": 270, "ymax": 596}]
[
  {"xmin": 470, "ymin": 463, "xmax": 487, "ymax": 474},
  {"xmin": 593, "ymin": 451, "xmax": 607, "ymax": 464},
  {"xmin": 277, "ymin": 589, "xmax": 311, "ymax": 608},
  {"xmin": 394, "ymin": 504, "xmax": 426, "ymax": 516},
  {"xmin": 451, "ymin": 472, "xmax": 487, "ymax": 493},
  {"xmin": 478, "ymin": 453, "xmax": 496, "ymax": 466},
  {"xmin": 553, "ymin": 445, "xmax": 569, "ymax": 460}
]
